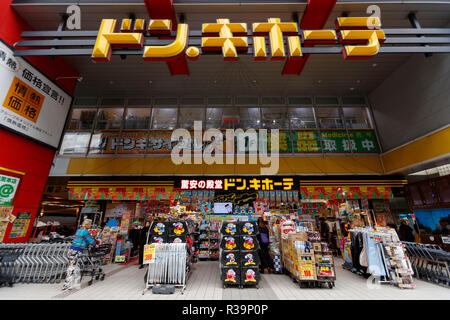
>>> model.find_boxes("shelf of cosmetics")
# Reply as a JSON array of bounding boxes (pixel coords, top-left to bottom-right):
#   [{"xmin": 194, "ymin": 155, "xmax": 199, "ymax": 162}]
[{"xmin": 198, "ymin": 220, "xmax": 221, "ymax": 259}]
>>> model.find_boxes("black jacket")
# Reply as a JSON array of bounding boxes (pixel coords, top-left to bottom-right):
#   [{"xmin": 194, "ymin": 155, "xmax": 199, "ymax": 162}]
[{"xmin": 139, "ymin": 226, "xmax": 150, "ymax": 246}]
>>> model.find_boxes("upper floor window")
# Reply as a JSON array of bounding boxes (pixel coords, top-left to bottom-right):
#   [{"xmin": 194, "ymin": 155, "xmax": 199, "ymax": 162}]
[
  {"xmin": 95, "ymin": 108, "xmax": 124, "ymax": 130},
  {"xmin": 67, "ymin": 108, "xmax": 96, "ymax": 131},
  {"xmin": 316, "ymin": 107, "xmax": 343, "ymax": 129},
  {"xmin": 343, "ymin": 107, "xmax": 372, "ymax": 129}
]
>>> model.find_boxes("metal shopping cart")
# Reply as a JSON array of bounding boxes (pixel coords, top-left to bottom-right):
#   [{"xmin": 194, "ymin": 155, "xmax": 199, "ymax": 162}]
[
  {"xmin": 79, "ymin": 244, "xmax": 112, "ymax": 286},
  {"xmin": 403, "ymin": 241, "xmax": 450, "ymax": 287},
  {"xmin": 0, "ymin": 247, "xmax": 24, "ymax": 287}
]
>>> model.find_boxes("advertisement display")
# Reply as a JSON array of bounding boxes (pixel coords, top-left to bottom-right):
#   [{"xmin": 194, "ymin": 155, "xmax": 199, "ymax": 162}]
[
  {"xmin": 8, "ymin": 212, "xmax": 31, "ymax": 238},
  {"xmin": 0, "ymin": 41, "xmax": 72, "ymax": 148},
  {"xmin": 213, "ymin": 203, "xmax": 233, "ymax": 214},
  {"xmin": 0, "ymin": 174, "xmax": 20, "ymax": 205},
  {"xmin": 0, "ymin": 206, "xmax": 14, "ymax": 242}
]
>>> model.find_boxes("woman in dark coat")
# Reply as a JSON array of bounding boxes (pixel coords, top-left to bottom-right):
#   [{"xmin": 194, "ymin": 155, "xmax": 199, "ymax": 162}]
[
  {"xmin": 257, "ymin": 218, "xmax": 274, "ymax": 274},
  {"xmin": 138, "ymin": 220, "xmax": 151, "ymax": 269}
]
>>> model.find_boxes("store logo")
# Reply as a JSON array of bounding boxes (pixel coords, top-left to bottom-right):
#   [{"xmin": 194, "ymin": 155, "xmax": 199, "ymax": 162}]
[
  {"xmin": 171, "ymin": 121, "xmax": 280, "ymax": 175},
  {"xmin": 0, "ymin": 184, "xmax": 14, "ymax": 197}
]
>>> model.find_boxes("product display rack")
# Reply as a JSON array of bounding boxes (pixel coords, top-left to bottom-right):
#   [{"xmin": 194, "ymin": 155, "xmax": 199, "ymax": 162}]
[{"xmin": 198, "ymin": 221, "xmax": 220, "ymax": 260}]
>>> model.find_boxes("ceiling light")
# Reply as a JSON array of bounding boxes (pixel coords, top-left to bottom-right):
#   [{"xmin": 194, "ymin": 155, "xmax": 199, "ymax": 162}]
[
  {"xmin": 109, "ymin": 80, "xmax": 114, "ymax": 85},
  {"xmin": 213, "ymin": 80, "xmax": 217, "ymax": 84},
  {"xmin": 350, "ymin": 87, "xmax": 355, "ymax": 91},
  {"xmin": 372, "ymin": 63, "xmax": 377, "ymax": 67},
  {"xmin": 317, "ymin": 80, "xmax": 323, "ymax": 84},
  {"xmin": 148, "ymin": 80, "xmax": 153, "ymax": 84},
  {"xmin": 356, "ymin": 80, "xmax": 361, "ymax": 84}
]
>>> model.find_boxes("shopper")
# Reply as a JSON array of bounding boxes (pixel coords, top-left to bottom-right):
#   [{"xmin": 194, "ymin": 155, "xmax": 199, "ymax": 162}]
[
  {"xmin": 398, "ymin": 219, "xmax": 415, "ymax": 242},
  {"xmin": 138, "ymin": 220, "xmax": 152, "ymax": 269},
  {"xmin": 257, "ymin": 218, "xmax": 273, "ymax": 274},
  {"xmin": 62, "ymin": 218, "xmax": 97, "ymax": 291},
  {"xmin": 319, "ymin": 217, "xmax": 330, "ymax": 242}
]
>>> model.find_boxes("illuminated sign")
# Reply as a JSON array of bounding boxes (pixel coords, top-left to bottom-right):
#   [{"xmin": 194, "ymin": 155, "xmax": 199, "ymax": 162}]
[
  {"xmin": 91, "ymin": 17, "xmax": 385, "ymax": 64},
  {"xmin": 179, "ymin": 177, "xmax": 296, "ymax": 191},
  {"xmin": 15, "ymin": 14, "xmax": 449, "ymax": 76}
]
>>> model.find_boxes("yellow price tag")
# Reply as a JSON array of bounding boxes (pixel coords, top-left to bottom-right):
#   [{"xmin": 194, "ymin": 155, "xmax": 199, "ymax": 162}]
[{"xmin": 143, "ymin": 244, "xmax": 156, "ymax": 264}]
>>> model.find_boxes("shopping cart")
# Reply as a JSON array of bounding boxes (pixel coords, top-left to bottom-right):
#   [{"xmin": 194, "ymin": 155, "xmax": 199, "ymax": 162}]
[
  {"xmin": 0, "ymin": 247, "xmax": 24, "ymax": 287},
  {"xmin": 79, "ymin": 244, "xmax": 112, "ymax": 286},
  {"xmin": 0, "ymin": 243, "xmax": 71, "ymax": 284},
  {"xmin": 403, "ymin": 241, "xmax": 449, "ymax": 287}
]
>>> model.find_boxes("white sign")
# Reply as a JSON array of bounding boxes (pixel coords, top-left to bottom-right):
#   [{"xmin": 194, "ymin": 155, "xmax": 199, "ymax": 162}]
[
  {"xmin": 213, "ymin": 202, "xmax": 233, "ymax": 214},
  {"xmin": 0, "ymin": 174, "xmax": 20, "ymax": 206},
  {"xmin": 442, "ymin": 236, "xmax": 450, "ymax": 245},
  {"xmin": 0, "ymin": 41, "xmax": 72, "ymax": 148}
]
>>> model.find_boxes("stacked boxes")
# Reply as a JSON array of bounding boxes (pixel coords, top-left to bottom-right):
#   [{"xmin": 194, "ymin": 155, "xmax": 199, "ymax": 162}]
[{"xmin": 282, "ymin": 232, "xmax": 317, "ymax": 281}]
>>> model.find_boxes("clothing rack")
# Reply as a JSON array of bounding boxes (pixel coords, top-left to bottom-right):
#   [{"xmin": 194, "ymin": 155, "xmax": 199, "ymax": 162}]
[{"xmin": 347, "ymin": 227, "xmax": 414, "ymax": 288}]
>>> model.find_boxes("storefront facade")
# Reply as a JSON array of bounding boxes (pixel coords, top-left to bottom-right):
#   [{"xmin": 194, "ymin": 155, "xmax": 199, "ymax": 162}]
[{"xmin": 0, "ymin": 0, "xmax": 449, "ymax": 243}]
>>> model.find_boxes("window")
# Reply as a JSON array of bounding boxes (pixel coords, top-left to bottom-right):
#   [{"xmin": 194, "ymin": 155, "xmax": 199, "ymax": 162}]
[
  {"xmin": 67, "ymin": 108, "xmax": 96, "ymax": 131},
  {"xmin": 343, "ymin": 107, "xmax": 372, "ymax": 129},
  {"xmin": 261, "ymin": 108, "xmax": 289, "ymax": 129},
  {"xmin": 151, "ymin": 108, "xmax": 177, "ymax": 129},
  {"xmin": 206, "ymin": 107, "xmax": 237, "ymax": 129},
  {"xmin": 178, "ymin": 108, "xmax": 205, "ymax": 129},
  {"xmin": 59, "ymin": 132, "xmax": 91, "ymax": 155},
  {"xmin": 238, "ymin": 107, "xmax": 260, "ymax": 128},
  {"xmin": 124, "ymin": 108, "xmax": 151, "ymax": 130},
  {"xmin": 289, "ymin": 107, "xmax": 316, "ymax": 129},
  {"xmin": 95, "ymin": 108, "xmax": 124, "ymax": 130},
  {"xmin": 315, "ymin": 107, "xmax": 343, "ymax": 129}
]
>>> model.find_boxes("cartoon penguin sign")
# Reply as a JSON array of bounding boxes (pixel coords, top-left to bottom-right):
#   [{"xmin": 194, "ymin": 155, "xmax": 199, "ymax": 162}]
[
  {"xmin": 225, "ymin": 253, "xmax": 237, "ymax": 266},
  {"xmin": 172, "ymin": 222, "xmax": 185, "ymax": 235},
  {"xmin": 225, "ymin": 269, "xmax": 237, "ymax": 283},
  {"xmin": 243, "ymin": 236, "xmax": 256, "ymax": 250},
  {"xmin": 224, "ymin": 223, "xmax": 237, "ymax": 235},
  {"xmin": 244, "ymin": 253, "xmax": 256, "ymax": 266},
  {"xmin": 244, "ymin": 269, "xmax": 257, "ymax": 283},
  {"xmin": 242, "ymin": 222, "xmax": 255, "ymax": 235},
  {"xmin": 153, "ymin": 222, "xmax": 166, "ymax": 235},
  {"xmin": 225, "ymin": 237, "xmax": 237, "ymax": 250}
]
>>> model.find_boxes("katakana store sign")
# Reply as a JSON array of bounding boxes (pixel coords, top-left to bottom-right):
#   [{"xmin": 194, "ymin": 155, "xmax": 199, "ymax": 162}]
[
  {"xmin": 61, "ymin": 129, "xmax": 378, "ymax": 155},
  {"xmin": 0, "ymin": 41, "xmax": 72, "ymax": 148},
  {"xmin": 178, "ymin": 177, "xmax": 298, "ymax": 191}
]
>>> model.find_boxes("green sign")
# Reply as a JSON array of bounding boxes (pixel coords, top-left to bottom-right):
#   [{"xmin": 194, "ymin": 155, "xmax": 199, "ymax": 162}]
[
  {"xmin": 267, "ymin": 130, "xmax": 292, "ymax": 153},
  {"xmin": 0, "ymin": 174, "xmax": 20, "ymax": 206},
  {"xmin": 320, "ymin": 130, "xmax": 378, "ymax": 153},
  {"xmin": 292, "ymin": 131, "xmax": 321, "ymax": 153}
]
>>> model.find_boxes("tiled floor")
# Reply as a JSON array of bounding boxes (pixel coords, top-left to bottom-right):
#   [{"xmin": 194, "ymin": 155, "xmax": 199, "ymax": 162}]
[{"xmin": 0, "ymin": 259, "xmax": 449, "ymax": 300}]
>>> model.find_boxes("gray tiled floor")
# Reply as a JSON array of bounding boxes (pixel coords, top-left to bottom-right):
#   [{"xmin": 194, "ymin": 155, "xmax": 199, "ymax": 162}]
[{"xmin": 0, "ymin": 259, "xmax": 449, "ymax": 300}]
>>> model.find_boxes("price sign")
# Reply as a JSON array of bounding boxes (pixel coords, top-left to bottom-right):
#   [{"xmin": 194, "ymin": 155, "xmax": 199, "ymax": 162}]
[{"xmin": 143, "ymin": 244, "xmax": 156, "ymax": 264}]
